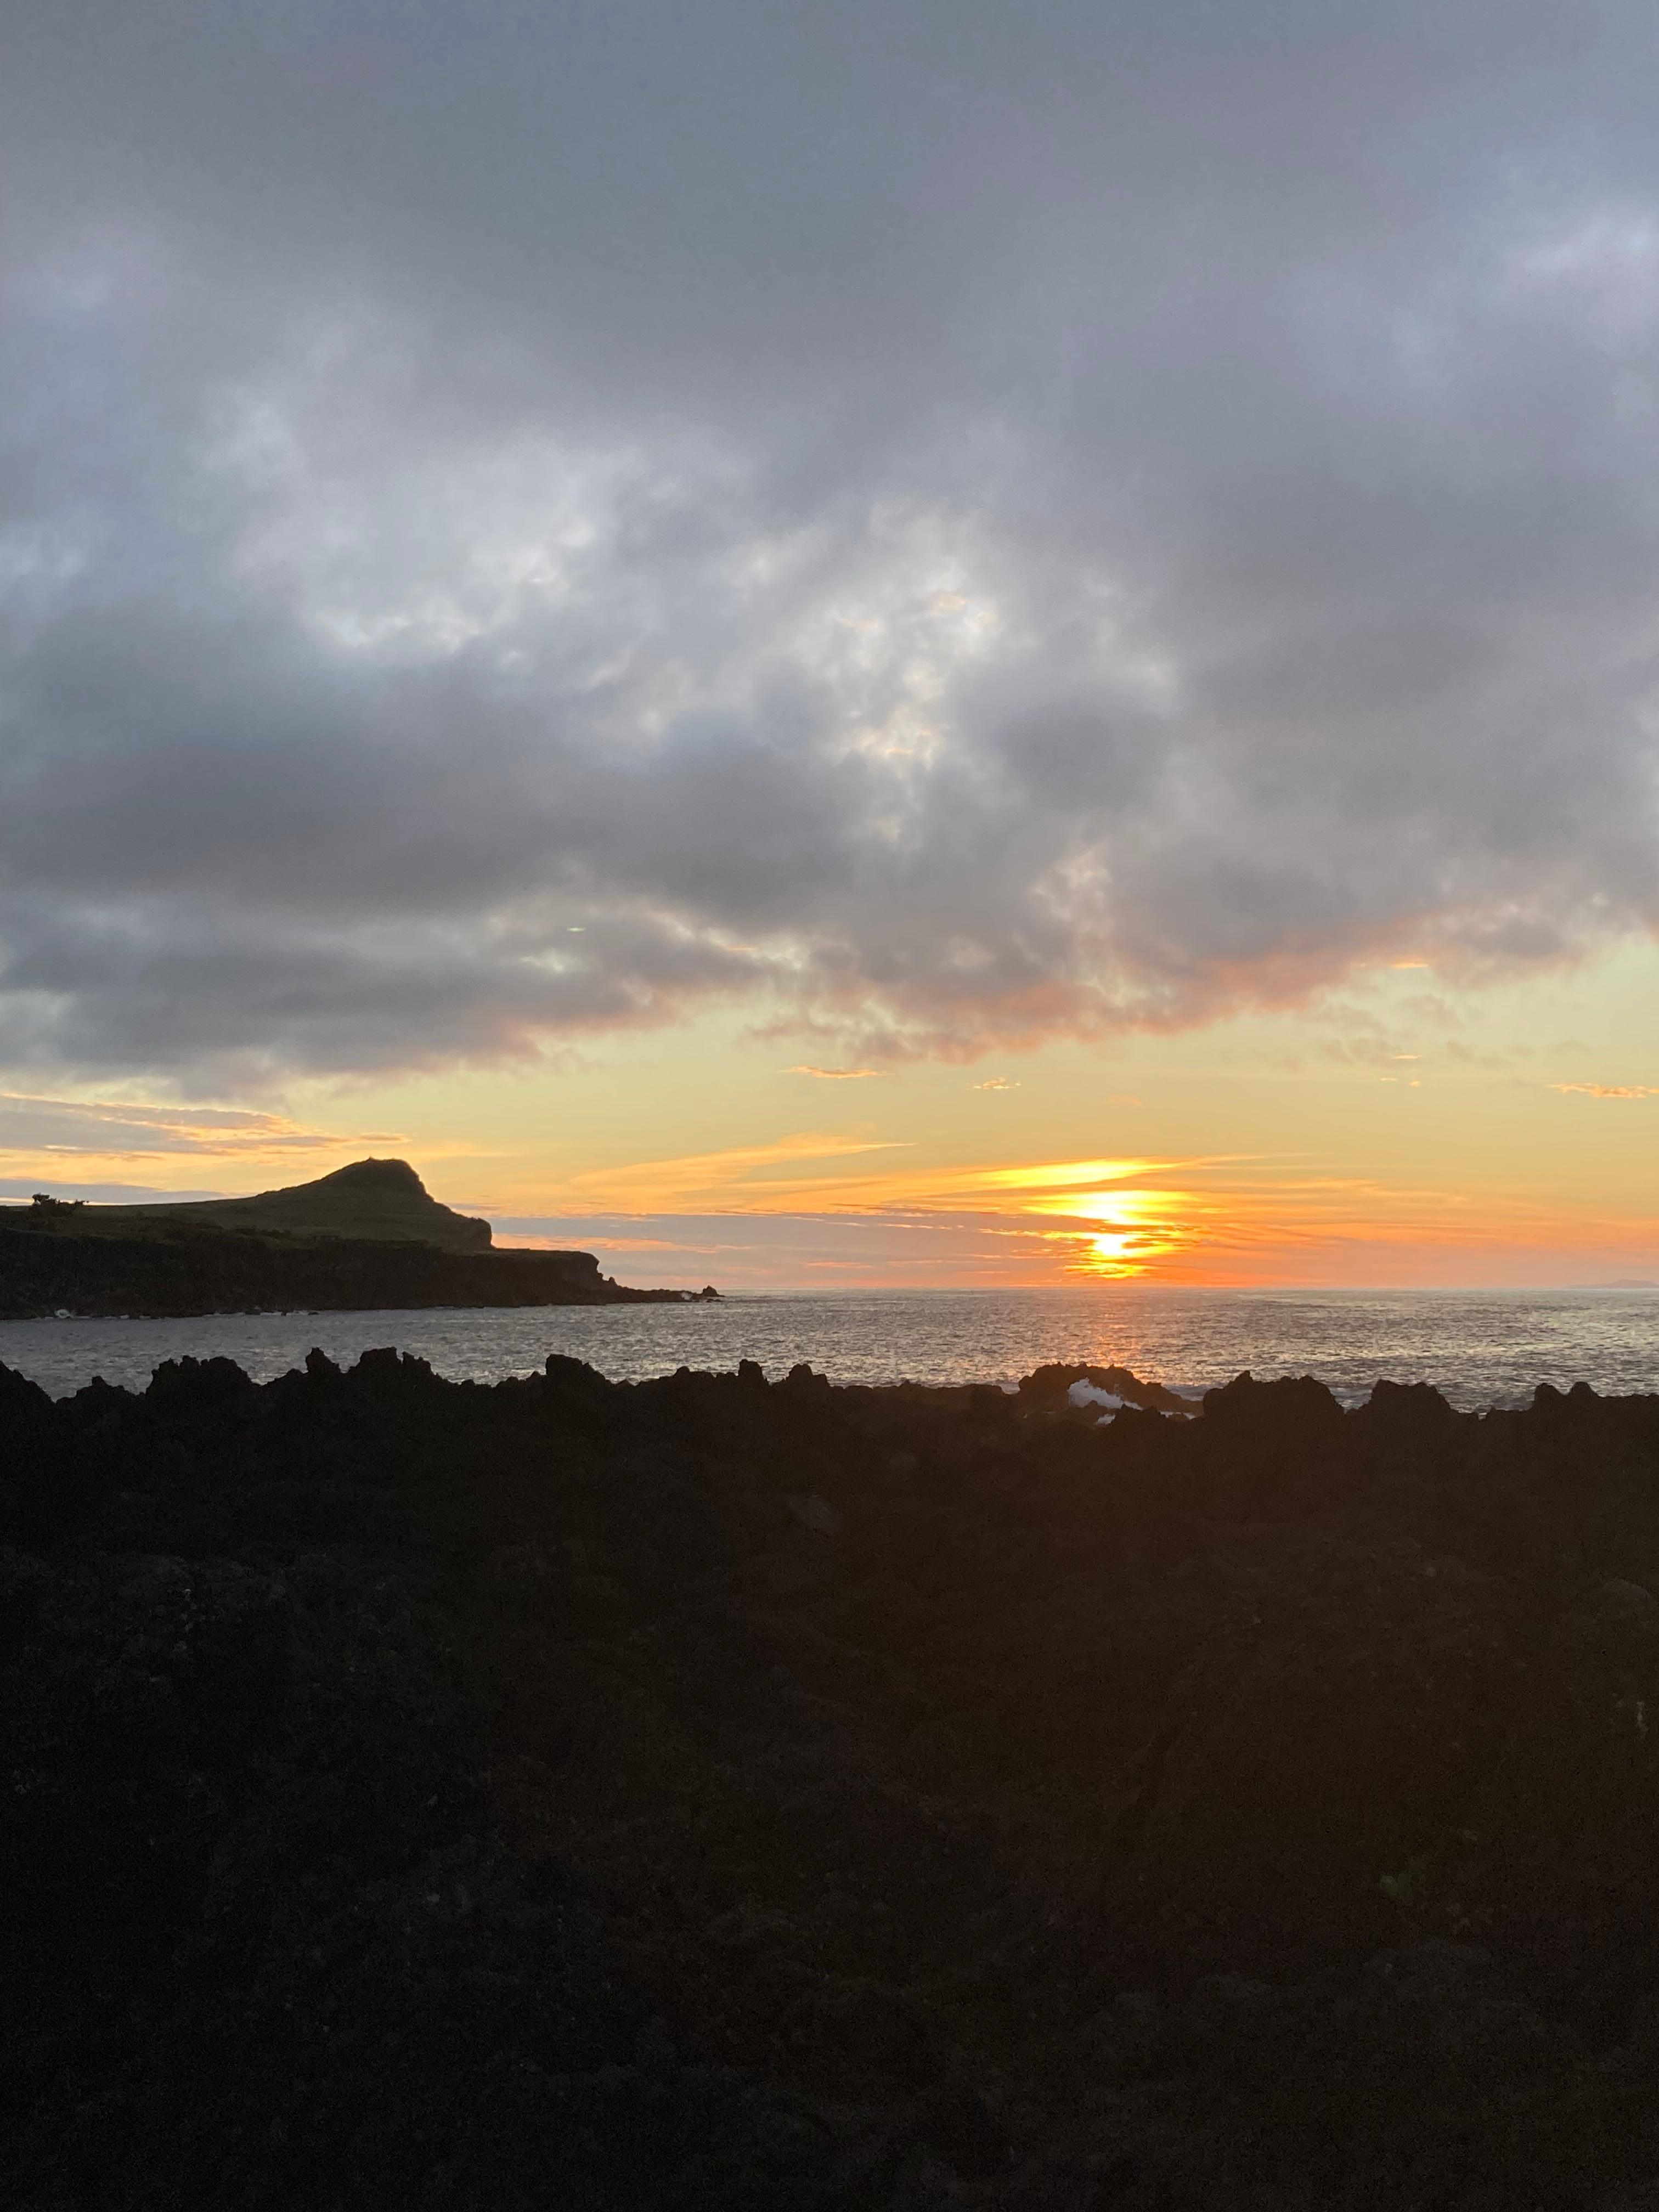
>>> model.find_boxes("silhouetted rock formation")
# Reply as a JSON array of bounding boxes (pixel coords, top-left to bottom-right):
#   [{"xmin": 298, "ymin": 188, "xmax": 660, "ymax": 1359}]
[
  {"xmin": 0, "ymin": 1159, "xmax": 706, "ymax": 1316},
  {"xmin": 10, "ymin": 1156, "xmax": 494, "ymax": 1251},
  {"xmin": 7, "ymin": 1355, "xmax": 1659, "ymax": 2205},
  {"xmin": 1015, "ymin": 1358, "xmax": 1193, "ymax": 1414}
]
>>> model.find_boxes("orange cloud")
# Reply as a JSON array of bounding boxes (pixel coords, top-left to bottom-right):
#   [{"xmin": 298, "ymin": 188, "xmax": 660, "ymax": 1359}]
[{"xmin": 537, "ymin": 1131, "xmax": 910, "ymax": 1210}]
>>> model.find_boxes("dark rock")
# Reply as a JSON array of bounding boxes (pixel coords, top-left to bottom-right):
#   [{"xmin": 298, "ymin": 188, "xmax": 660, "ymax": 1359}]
[
  {"xmin": 0, "ymin": 1359, "xmax": 52, "ymax": 1419},
  {"xmin": 785, "ymin": 1493, "xmax": 844, "ymax": 1537},
  {"xmin": 912, "ymin": 2079, "xmax": 1011, "ymax": 2177},
  {"xmin": 1363, "ymin": 1376, "xmax": 1458, "ymax": 1428},
  {"xmin": 1017, "ymin": 1361, "xmax": 1190, "ymax": 1415},
  {"xmin": 1599, "ymin": 1577, "xmax": 1658, "ymax": 1618},
  {"xmin": 4, "ymin": 1350, "xmax": 1659, "ymax": 2205},
  {"xmin": 783, "ymin": 1362, "xmax": 832, "ymax": 1395}
]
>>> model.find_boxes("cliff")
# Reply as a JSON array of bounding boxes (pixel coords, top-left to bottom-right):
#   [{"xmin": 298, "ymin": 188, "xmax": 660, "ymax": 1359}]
[{"xmin": 0, "ymin": 1159, "xmax": 709, "ymax": 1316}]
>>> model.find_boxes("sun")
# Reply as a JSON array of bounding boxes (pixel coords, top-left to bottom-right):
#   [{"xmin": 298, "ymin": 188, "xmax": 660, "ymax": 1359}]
[
  {"xmin": 1089, "ymin": 1228, "xmax": 1142, "ymax": 1271},
  {"xmin": 1024, "ymin": 1186, "xmax": 1190, "ymax": 1277}
]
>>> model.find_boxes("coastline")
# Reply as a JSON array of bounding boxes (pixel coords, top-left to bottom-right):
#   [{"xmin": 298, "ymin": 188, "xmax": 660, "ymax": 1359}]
[
  {"xmin": 0, "ymin": 1219, "xmax": 713, "ymax": 1321},
  {"xmin": 4, "ymin": 1279, "xmax": 1657, "ymax": 1407}
]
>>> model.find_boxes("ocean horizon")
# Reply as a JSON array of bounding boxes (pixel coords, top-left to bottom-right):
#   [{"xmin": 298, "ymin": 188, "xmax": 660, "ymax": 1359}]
[{"xmin": 3, "ymin": 1282, "xmax": 1657, "ymax": 1409}]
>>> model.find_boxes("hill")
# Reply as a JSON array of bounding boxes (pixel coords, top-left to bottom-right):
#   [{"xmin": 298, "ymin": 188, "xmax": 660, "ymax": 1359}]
[
  {"xmin": 8, "ymin": 1158, "xmax": 493, "ymax": 1254},
  {"xmin": 0, "ymin": 1160, "xmax": 712, "ymax": 1317}
]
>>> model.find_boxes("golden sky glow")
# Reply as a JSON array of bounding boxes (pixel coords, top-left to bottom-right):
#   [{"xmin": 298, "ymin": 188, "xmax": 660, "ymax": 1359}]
[{"xmin": 6, "ymin": 940, "xmax": 1659, "ymax": 1291}]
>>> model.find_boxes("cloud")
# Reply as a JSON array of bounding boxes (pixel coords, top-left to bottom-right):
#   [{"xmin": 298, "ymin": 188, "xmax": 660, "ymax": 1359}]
[
  {"xmin": 785, "ymin": 1065, "xmax": 884, "ymax": 1080},
  {"xmin": 0, "ymin": 1091, "xmax": 396, "ymax": 1160},
  {"xmin": 514, "ymin": 1142, "xmax": 1244, "ymax": 1219},
  {"xmin": 534, "ymin": 1131, "xmax": 911, "ymax": 1211},
  {"xmin": 971, "ymin": 1077, "xmax": 1020, "ymax": 1091},
  {"xmin": 493, "ymin": 1233, "xmax": 690, "ymax": 1254},
  {"xmin": 4, "ymin": 4, "xmax": 1659, "ymax": 1086},
  {"xmin": 1553, "ymin": 1083, "xmax": 1659, "ymax": 1099}
]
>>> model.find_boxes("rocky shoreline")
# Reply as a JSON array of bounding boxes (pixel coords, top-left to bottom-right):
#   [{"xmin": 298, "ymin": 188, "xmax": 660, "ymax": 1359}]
[
  {"xmin": 0, "ymin": 1159, "xmax": 715, "ymax": 1319},
  {"xmin": 6, "ymin": 1350, "xmax": 1659, "ymax": 2207},
  {"xmin": 0, "ymin": 1220, "xmax": 714, "ymax": 1319}
]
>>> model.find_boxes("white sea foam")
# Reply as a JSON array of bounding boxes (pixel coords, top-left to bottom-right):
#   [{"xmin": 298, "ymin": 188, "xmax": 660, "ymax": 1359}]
[{"xmin": 1068, "ymin": 1378, "xmax": 1126, "ymax": 1412}]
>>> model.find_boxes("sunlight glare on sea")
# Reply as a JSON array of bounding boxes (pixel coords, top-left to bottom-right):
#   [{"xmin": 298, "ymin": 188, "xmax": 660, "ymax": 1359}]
[{"xmin": 2, "ymin": 1285, "xmax": 1658, "ymax": 1406}]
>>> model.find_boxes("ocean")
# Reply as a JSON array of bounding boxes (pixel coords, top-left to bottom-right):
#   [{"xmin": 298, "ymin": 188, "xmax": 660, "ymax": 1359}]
[{"xmin": 1, "ymin": 1284, "xmax": 1657, "ymax": 1408}]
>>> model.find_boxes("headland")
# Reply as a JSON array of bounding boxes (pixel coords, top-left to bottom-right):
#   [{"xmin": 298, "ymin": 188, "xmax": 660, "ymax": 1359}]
[{"xmin": 0, "ymin": 1158, "xmax": 715, "ymax": 1318}]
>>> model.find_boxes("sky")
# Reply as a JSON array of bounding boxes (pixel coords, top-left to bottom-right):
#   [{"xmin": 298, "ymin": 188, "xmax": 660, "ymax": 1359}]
[{"xmin": 3, "ymin": 1, "xmax": 1659, "ymax": 1289}]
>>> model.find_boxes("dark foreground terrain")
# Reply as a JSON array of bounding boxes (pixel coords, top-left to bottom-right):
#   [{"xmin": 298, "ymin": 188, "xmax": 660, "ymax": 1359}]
[{"xmin": 6, "ymin": 1352, "xmax": 1659, "ymax": 2209}]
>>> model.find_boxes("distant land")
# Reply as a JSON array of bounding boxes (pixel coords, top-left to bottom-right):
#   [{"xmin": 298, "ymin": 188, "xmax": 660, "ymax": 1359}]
[{"xmin": 0, "ymin": 1158, "xmax": 715, "ymax": 1320}]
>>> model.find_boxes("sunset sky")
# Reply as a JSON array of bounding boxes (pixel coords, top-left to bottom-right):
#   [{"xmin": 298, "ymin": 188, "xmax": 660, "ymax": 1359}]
[{"xmin": 4, "ymin": 3, "xmax": 1659, "ymax": 1288}]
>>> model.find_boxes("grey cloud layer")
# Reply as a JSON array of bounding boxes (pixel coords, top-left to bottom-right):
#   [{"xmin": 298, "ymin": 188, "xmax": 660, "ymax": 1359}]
[
  {"xmin": 0, "ymin": 1092, "xmax": 378, "ymax": 1159},
  {"xmin": 3, "ymin": 1, "xmax": 1659, "ymax": 1082}
]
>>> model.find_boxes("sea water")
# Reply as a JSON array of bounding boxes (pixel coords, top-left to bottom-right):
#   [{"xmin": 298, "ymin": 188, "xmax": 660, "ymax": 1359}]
[{"xmin": 1, "ymin": 1285, "xmax": 1657, "ymax": 1408}]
